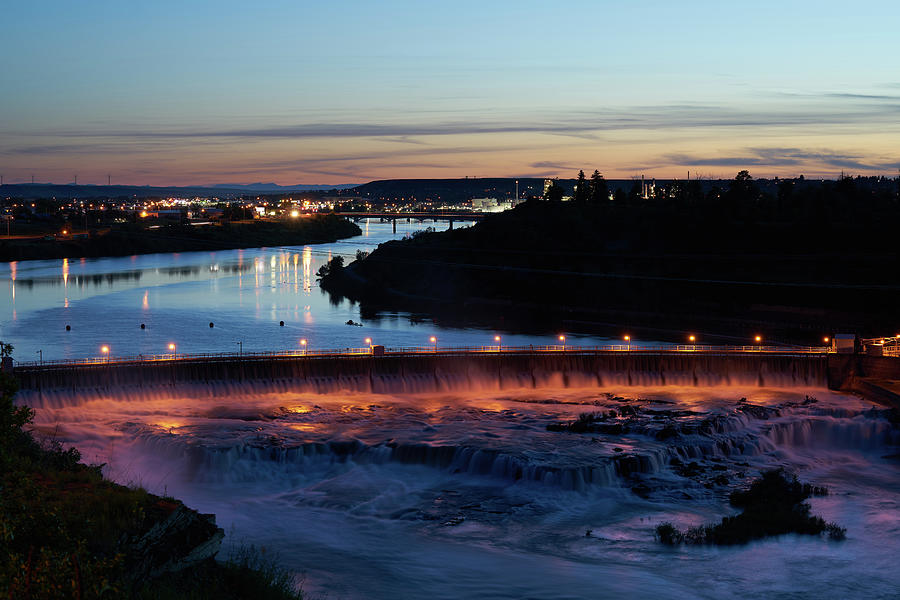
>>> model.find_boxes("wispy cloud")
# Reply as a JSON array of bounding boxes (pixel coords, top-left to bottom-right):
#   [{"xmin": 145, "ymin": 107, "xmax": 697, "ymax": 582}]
[
  {"xmin": 661, "ymin": 147, "xmax": 900, "ymax": 172},
  {"xmin": 8, "ymin": 93, "xmax": 900, "ymax": 146}
]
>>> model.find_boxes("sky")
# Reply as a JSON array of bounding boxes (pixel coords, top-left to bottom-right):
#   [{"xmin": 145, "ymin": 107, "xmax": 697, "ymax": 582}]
[{"xmin": 1, "ymin": 0, "xmax": 899, "ymax": 185}]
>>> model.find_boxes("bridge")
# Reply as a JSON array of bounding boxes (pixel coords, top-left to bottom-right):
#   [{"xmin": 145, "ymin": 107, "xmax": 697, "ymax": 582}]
[{"xmin": 332, "ymin": 211, "xmax": 487, "ymax": 232}]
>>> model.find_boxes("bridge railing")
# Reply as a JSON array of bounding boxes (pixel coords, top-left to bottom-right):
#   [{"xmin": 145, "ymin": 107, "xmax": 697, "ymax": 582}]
[{"xmin": 11, "ymin": 344, "xmax": 831, "ymax": 369}]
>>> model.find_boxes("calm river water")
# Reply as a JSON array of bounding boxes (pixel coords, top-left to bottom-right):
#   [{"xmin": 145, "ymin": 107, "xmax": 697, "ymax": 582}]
[{"xmin": 1, "ymin": 220, "xmax": 613, "ymax": 362}]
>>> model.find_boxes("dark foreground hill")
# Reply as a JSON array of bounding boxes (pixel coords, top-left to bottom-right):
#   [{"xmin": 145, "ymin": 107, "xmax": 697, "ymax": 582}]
[{"xmin": 322, "ymin": 181, "xmax": 900, "ymax": 343}]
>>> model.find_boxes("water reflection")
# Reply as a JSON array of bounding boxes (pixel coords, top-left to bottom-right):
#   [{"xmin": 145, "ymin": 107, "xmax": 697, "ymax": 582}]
[{"xmin": 0, "ymin": 220, "xmax": 609, "ymax": 361}]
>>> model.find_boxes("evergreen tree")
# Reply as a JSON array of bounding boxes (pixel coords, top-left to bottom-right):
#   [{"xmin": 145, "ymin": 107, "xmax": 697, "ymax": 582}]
[
  {"xmin": 574, "ymin": 170, "xmax": 588, "ymax": 203},
  {"xmin": 589, "ymin": 170, "xmax": 609, "ymax": 204}
]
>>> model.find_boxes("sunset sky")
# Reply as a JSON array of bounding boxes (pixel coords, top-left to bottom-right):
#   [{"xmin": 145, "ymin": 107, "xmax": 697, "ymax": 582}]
[{"xmin": 2, "ymin": 0, "xmax": 899, "ymax": 185}]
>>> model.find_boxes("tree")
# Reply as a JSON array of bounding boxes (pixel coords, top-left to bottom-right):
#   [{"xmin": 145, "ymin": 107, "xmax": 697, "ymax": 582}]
[
  {"xmin": 589, "ymin": 170, "xmax": 609, "ymax": 204},
  {"xmin": 315, "ymin": 255, "xmax": 344, "ymax": 279},
  {"xmin": 728, "ymin": 170, "xmax": 759, "ymax": 208},
  {"xmin": 544, "ymin": 179, "xmax": 564, "ymax": 202},
  {"xmin": 573, "ymin": 170, "xmax": 589, "ymax": 203}
]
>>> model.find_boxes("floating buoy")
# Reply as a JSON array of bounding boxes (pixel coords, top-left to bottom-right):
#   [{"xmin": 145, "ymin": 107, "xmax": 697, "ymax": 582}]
[
  {"xmin": 209, "ymin": 322, "xmax": 214, "ymax": 328},
  {"xmin": 279, "ymin": 321, "xmax": 285, "ymax": 327},
  {"xmin": 140, "ymin": 323, "xmax": 146, "ymax": 329},
  {"xmin": 65, "ymin": 325, "xmax": 71, "ymax": 331}
]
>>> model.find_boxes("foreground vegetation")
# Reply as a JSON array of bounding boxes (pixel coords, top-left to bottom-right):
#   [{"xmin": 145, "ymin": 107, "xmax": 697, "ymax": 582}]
[
  {"xmin": 0, "ymin": 342, "xmax": 301, "ymax": 599},
  {"xmin": 655, "ymin": 469, "xmax": 846, "ymax": 546}
]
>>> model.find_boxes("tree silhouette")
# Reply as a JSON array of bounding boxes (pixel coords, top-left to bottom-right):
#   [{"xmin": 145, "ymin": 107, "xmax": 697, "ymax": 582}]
[
  {"xmin": 574, "ymin": 170, "xmax": 588, "ymax": 203},
  {"xmin": 589, "ymin": 170, "xmax": 609, "ymax": 204},
  {"xmin": 544, "ymin": 179, "xmax": 564, "ymax": 202}
]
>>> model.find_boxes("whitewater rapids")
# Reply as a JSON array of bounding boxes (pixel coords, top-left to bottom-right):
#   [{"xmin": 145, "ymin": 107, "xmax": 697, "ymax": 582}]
[{"xmin": 26, "ymin": 383, "xmax": 900, "ymax": 599}]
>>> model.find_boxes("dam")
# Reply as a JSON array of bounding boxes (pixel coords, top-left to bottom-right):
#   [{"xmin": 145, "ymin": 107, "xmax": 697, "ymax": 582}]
[
  {"xmin": 12, "ymin": 345, "xmax": 900, "ymax": 411},
  {"xmin": 10, "ymin": 345, "xmax": 835, "ymax": 405}
]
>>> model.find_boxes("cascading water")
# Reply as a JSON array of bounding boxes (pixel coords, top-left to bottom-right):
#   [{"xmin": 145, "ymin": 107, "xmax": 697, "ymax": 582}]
[{"xmin": 23, "ymin": 375, "xmax": 900, "ymax": 599}]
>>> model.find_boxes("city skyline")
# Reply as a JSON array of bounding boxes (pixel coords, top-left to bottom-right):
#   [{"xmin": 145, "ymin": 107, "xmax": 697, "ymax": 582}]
[{"xmin": 2, "ymin": 0, "xmax": 899, "ymax": 185}]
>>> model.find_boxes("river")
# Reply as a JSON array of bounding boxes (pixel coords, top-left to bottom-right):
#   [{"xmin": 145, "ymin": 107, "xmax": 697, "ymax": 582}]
[{"xmin": 1, "ymin": 219, "xmax": 615, "ymax": 362}]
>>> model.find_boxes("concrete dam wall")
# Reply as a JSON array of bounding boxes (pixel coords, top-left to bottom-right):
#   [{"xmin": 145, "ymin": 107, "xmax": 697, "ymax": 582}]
[{"xmin": 13, "ymin": 351, "xmax": 830, "ymax": 408}]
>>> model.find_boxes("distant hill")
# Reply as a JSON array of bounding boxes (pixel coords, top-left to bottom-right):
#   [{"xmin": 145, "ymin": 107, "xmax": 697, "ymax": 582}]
[
  {"xmin": 341, "ymin": 177, "xmax": 842, "ymax": 203},
  {"xmin": 346, "ymin": 178, "xmax": 549, "ymax": 202},
  {"xmin": 208, "ymin": 182, "xmax": 357, "ymax": 192}
]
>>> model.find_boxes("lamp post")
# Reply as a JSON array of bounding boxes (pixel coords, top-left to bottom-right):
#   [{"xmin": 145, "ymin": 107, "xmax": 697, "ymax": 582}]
[
  {"xmin": 624, "ymin": 335, "xmax": 630, "ymax": 351},
  {"xmin": 494, "ymin": 335, "xmax": 501, "ymax": 352},
  {"xmin": 168, "ymin": 342, "xmax": 176, "ymax": 359},
  {"xmin": 300, "ymin": 338, "xmax": 307, "ymax": 355},
  {"xmin": 237, "ymin": 341, "xmax": 243, "ymax": 358},
  {"xmin": 101, "ymin": 345, "xmax": 110, "ymax": 363},
  {"xmin": 430, "ymin": 336, "xmax": 437, "ymax": 352},
  {"xmin": 754, "ymin": 335, "xmax": 762, "ymax": 352},
  {"xmin": 559, "ymin": 335, "xmax": 566, "ymax": 351},
  {"xmin": 688, "ymin": 335, "xmax": 696, "ymax": 351},
  {"xmin": 36, "ymin": 349, "xmax": 42, "ymax": 366},
  {"xmin": 365, "ymin": 338, "xmax": 372, "ymax": 353}
]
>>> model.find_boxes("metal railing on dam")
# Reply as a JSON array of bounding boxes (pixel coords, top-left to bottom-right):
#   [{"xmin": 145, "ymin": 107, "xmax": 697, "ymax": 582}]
[
  {"xmin": 12, "ymin": 344, "xmax": 830, "ymax": 370},
  {"xmin": 10, "ymin": 345, "xmax": 834, "ymax": 406}
]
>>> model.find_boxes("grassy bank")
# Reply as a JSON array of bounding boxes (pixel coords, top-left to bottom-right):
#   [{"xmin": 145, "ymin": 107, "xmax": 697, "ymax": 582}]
[
  {"xmin": 0, "ymin": 215, "xmax": 360, "ymax": 261},
  {"xmin": 0, "ymin": 344, "xmax": 301, "ymax": 599}
]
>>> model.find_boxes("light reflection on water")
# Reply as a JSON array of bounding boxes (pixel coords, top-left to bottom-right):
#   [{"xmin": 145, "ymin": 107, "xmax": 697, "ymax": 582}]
[{"xmin": 1, "ymin": 219, "xmax": 614, "ymax": 361}]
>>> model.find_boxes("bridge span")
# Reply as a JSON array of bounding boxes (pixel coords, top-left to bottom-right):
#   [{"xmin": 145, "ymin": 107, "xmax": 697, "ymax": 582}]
[{"xmin": 333, "ymin": 211, "xmax": 485, "ymax": 232}]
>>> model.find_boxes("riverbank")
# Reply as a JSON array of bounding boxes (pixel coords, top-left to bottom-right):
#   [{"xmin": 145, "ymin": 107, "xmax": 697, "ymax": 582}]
[
  {"xmin": 321, "ymin": 199, "xmax": 900, "ymax": 344},
  {"xmin": 0, "ymin": 366, "xmax": 302, "ymax": 599},
  {"xmin": 0, "ymin": 215, "xmax": 361, "ymax": 262}
]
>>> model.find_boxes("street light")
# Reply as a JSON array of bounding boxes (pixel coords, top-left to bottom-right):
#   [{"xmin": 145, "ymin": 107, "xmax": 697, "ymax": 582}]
[
  {"xmin": 494, "ymin": 335, "xmax": 501, "ymax": 352},
  {"xmin": 237, "ymin": 341, "xmax": 243, "ymax": 357},
  {"xmin": 559, "ymin": 335, "xmax": 566, "ymax": 351},
  {"xmin": 624, "ymin": 335, "xmax": 631, "ymax": 351},
  {"xmin": 430, "ymin": 336, "xmax": 437, "ymax": 352},
  {"xmin": 168, "ymin": 342, "xmax": 176, "ymax": 358},
  {"xmin": 365, "ymin": 338, "xmax": 372, "ymax": 353},
  {"xmin": 300, "ymin": 338, "xmax": 307, "ymax": 355},
  {"xmin": 36, "ymin": 349, "xmax": 42, "ymax": 366},
  {"xmin": 101, "ymin": 345, "xmax": 110, "ymax": 363}
]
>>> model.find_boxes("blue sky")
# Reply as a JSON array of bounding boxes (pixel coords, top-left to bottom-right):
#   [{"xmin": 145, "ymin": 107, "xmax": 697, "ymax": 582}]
[{"xmin": 2, "ymin": 0, "xmax": 899, "ymax": 184}]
